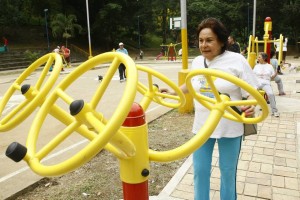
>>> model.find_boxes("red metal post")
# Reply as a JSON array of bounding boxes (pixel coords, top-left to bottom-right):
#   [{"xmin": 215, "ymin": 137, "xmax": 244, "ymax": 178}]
[
  {"xmin": 265, "ymin": 17, "xmax": 272, "ymax": 63},
  {"xmin": 121, "ymin": 102, "xmax": 149, "ymax": 200}
]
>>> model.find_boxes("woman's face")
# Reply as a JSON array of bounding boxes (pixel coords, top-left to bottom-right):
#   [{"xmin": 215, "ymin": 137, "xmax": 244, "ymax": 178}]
[
  {"xmin": 198, "ymin": 28, "xmax": 223, "ymax": 60},
  {"xmin": 257, "ymin": 54, "xmax": 265, "ymax": 64}
]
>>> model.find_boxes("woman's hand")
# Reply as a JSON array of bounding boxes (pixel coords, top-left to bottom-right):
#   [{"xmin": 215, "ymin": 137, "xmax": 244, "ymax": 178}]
[
  {"xmin": 241, "ymin": 105, "xmax": 255, "ymax": 117},
  {"xmin": 159, "ymin": 88, "xmax": 176, "ymax": 95},
  {"xmin": 271, "ymin": 72, "xmax": 277, "ymax": 79},
  {"xmin": 160, "ymin": 84, "xmax": 188, "ymax": 96}
]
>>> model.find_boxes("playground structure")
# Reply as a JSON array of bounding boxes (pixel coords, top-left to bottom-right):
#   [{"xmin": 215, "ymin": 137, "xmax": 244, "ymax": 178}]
[
  {"xmin": 1, "ymin": 52, "xmax": 269, "ymax": 199},
  {"xmin": 246, "ymin": 17, "xmax": 284, "ymax": 68},
  {"xmin": 156, "ymin": 43, "xmax": 181, "ymax": 61}
]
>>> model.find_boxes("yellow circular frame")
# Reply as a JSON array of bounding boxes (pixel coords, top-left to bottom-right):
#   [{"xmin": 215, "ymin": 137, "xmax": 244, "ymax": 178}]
[
  {"xmin": 23, "ymin": 52, "xmax": 138, "ymax": 176},
  {"xmin": 136, "ymin": 64, "xmax": 186, "ymax": 110},
  {"xmin": 0, "ymin": 53, "xmax": 62, "ymax": 132},
  {"xmin": 186, "ymin": 69, "xmax": 268, "ymax": 123},
  {"xmin": 149, "ymin": 68, "xmax": 268, "ymax": 162}
]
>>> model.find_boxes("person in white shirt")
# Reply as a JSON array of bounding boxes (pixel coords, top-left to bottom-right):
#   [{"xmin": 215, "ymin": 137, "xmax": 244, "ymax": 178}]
[
  {"xmin": 274, "ymin": 36, "xmax": 288, "ymax": 65},
  {"xmin": 178, "ymin": 48, "xmax": 182, "ymax": 56},
  {"xmin": 253, "ymin": 52, "xmax": 279, "ymax": 117},
  {"xmin": 161, "ymin": 18, "xmax": 258, "ymax": 200},
  {"xmin": 53, "ymin": 46, "xmax": 60, "ymax": 53},
  {"xmin": 270, "ymin": 50, "xmax": 286, "ymax": 95}
]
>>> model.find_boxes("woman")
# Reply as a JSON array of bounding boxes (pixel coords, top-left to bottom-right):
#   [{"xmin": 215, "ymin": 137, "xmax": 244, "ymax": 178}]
[
  {"xmin": 162, "ymin": 18, "xmax": 259, "ymax": 200},
  {"xmin": 253, "ymin": 52, "xmax": 280, "ymax": 117}
]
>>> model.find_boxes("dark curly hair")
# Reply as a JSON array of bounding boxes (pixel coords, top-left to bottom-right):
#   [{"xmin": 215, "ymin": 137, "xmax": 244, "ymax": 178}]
[{"xmin": 196, "ymin": 18, "xmax": 229, "ymax": 54}]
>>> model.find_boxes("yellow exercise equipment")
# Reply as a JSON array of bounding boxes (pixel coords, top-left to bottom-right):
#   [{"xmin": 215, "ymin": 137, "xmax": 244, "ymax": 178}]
[
  {"xmin": 0, "ymin": 53, "xmax": 62, "ymax": 132},
  {"xmin": 186, "ymin": 69, "xmax": 268, "ymax": 123},
  {"xmin": 6, "ymin": 52, "xmax": 138, "ymax": 176},
  {"xmin": 6, "ymin": 53, "xmax": 269, "ymax": 186},
  {"xmin": 136, "ymin": 64, "xmax": 186, "ymax": 110},
  {"xmin": 149, "ymin": 68, "xmax": 269, "ymax": 162}
]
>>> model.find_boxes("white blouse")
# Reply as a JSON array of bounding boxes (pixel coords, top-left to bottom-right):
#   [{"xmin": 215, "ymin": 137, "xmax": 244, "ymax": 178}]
[{"xmin": 190, "ymin": 51, "xmax": 259, "ymax": 138}]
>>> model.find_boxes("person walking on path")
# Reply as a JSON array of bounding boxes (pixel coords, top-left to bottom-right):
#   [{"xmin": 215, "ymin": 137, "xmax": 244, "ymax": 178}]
[
  {"xmin": 253, "ymin": 52, "xmax": 280, "ymax": 117},
  {"xmin": 270, "ymin": 50, "xmax": 286, "ymax": 96},
  {"xmin": 116, "ymin": 42, "xmax": 128, "ymax": 82},
  {"xmin": 161, "ymin": 17, "xmax": 259, "ymax": 200}
]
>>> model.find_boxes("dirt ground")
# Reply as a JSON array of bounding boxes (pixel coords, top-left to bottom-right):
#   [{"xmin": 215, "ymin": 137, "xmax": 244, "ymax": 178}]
[{"xmin": 10, "ymin": 109, "xmax": 194, "ymax": 200}]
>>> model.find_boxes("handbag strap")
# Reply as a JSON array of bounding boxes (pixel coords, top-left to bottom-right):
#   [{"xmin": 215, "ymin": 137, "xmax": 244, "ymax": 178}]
[
  {"xmin": 204, "ymin": 58, "xmax": 208, "ymax": 68},
  {"xmin": 231, "ymin": 105, "xmax": 242, "ymax": 115}
]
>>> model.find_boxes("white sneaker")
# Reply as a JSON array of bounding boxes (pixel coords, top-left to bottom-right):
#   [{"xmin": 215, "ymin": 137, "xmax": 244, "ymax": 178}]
[
  {"xmin": 273, "ymin": 112, "xmax": 280, "ymax": 117},
  {"xmin": 120, "ymin": 79, "xmax": 125, "ymax": 83}
]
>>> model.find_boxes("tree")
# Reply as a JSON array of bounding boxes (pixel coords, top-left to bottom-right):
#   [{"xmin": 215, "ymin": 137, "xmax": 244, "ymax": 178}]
[
  {"xmin": 50, "ymin": 13, "xmax": 82, "ymax": 47},
  {"xmin": 281, "ymin": 0, "xmax": 300, "ymax": 48}
]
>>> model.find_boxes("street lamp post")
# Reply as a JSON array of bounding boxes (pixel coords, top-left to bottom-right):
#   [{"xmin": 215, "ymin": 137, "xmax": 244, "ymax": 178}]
[
  {"xmin": 252, "ymin": 0, "xmax": 257, "ymax": 37},
  {"xmin": 44, "ymin": 9, "xmax": 50, "ymax": 52},
  {"xmin": 247, "ymin": 2, "xmax": 250, "ymax": 36},
  {"xmin": 138, "ymin": 16, "xmax": 141, "ymax": 50},
  {"xmin": 86, "ymin": 0, "xmax": 93, "ymax": 59}
]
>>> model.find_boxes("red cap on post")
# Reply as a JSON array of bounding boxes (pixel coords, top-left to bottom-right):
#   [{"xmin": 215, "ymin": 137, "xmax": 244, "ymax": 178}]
[
  {"xmin": 122, "ymin": 102, "xmax": 145, "ymax": 127},
  {"xmin": 265, "ymin": 17, "xmax": 271, "ymax": 22}
]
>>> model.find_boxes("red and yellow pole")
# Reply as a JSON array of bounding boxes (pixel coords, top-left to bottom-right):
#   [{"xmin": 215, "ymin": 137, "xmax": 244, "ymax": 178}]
[
  {"xmin": 264, "ymin": 17, "xmax": 272, "ymax": 63},
  {"xmin": 120, "ymin": 102, "xmax": 150, "ymax": 200}
]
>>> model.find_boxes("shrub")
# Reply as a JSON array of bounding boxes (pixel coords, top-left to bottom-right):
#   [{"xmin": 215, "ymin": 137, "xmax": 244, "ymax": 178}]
[{"xmin": 24, "ymin": 50, "xmax": 40, "ymax": 62}]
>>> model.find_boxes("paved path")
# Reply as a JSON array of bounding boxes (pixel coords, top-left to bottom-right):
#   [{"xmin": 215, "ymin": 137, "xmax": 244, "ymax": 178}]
[{"xmin": 154, "ymin": 57, "xmax": 300, "ymax": 200}]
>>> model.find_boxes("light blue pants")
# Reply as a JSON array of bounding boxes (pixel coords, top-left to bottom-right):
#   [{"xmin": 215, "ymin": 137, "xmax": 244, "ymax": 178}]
[{"xmin": 193, "ymin": 136, "xmax": 242, "ymax": 200}]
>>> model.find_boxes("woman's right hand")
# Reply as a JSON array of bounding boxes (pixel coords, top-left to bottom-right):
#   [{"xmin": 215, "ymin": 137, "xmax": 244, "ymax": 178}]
[
  {"xmin": 160, "ymin": 88, "xmax": 179, "ymax": 96},
  {"xmin": 160, "ymin": 84, "xmax": 188, "ymax": 96}
]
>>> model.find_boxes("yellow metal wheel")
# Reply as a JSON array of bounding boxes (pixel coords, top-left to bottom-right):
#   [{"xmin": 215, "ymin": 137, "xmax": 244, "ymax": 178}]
[
  {"xmin": 0, "ymin": 53, "xmax": 62, "ymax": 131},
  {"xmin": 11, "ymin": 52, "xmax": 137, "ymax": 177}
]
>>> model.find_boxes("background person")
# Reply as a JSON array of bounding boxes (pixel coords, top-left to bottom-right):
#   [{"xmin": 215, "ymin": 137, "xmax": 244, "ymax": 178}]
[
  {"xmin": 227, "ymin": 35, "xmax": 240, "ymax": 53},
  {"xmin": 178, "ymin": 48, "xmax": 182, "ymax": 57},
  {"xmin": 240, "ymin": 44, "xmax": 248, "ymax": 58},
  {"xmin": 116, "ymin": 42, "xmax": 128, "ymax": 82},
  {"xmin": 53, "ymin": 46, "xmax": 60, "ymax": 53},
  {"xmin": 270, "ymin": 50, "xmax": 286, "ymax": 95},
  {"xmin": 61, "ymin": 46, "xmax": 71, "ymax": 69},
  {"xmin": 139, "ymin": 49, "xmax": 144, "ymax": 59},
  {"xmin": 253, "ymin": 52, "xmax": 280, "ymax": 117},
  {"xmin": 49, "ymin": 46, "xmax": 62, "ymax": 72},
  {"xmin": 155, "ymin": 46, "xmax": 165, "ymax": 60},
  {"xmin": 274, "ymin": 36, "xmax": 288, "ymax": 65},
  {"xmin": 161, "ymin": 18, "xmax": 259, "ymax": 200},
  {"xmin": 2, "ymin": 36, "xmax": 8, "ymax": 52}
]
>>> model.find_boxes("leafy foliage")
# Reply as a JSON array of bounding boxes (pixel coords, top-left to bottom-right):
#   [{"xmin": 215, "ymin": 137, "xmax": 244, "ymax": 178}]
[
  {"xmin": 50, "ymin": 13, "xmax": 82, "ymax": 47},
  {"xmin": 24, "ymin": 50, "xmax": 40, "ymax": 62},
  {"xmin": 0, "ymin": 0, "xmax": 299, "ymax": 49}
]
